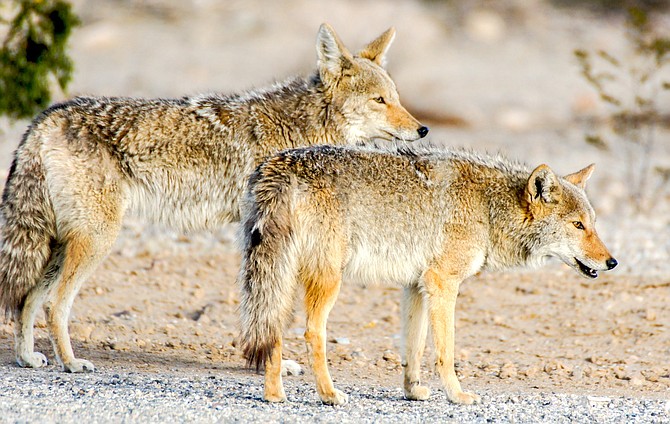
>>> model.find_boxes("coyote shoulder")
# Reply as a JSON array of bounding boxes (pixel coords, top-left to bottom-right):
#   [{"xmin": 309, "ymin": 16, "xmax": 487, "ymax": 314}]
[{"xmin": 238, "ymin": 144, "xmax": 617, "ymax": 405}]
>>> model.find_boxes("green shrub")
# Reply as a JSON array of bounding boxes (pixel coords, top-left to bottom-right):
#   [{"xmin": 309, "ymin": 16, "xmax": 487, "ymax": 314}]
[{"xmin": 0, "ymin": 1, "xmax": 79, "ymax": 120}]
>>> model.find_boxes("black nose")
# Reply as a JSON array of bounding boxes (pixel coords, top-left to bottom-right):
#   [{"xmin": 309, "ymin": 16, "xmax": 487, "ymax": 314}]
[
  {"xmin": 417, "ymin": 126, "xmax": 429, "ymax": 138},
  {"xmin": 606, "ymin": 257, "xmax": 618, "ymax": 270}
]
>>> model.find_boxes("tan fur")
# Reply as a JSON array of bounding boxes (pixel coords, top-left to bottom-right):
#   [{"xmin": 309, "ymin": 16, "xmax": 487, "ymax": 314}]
[
  {"xmin": 0, "ymin": 24, "xmax": 427, "ymax": 373},
  {"xmin": 238, "ymin": 144, "xmax": 617, "ymax": 405}
]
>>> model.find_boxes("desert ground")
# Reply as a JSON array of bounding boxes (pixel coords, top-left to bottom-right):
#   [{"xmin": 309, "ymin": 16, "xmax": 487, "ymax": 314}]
[{"xmin": 0, "ymin": 0, "xmax": 669, "ymax": 421}]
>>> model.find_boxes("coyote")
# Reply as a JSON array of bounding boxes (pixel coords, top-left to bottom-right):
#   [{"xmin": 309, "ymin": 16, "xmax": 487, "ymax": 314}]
[
  {"xmin": 0, "ymin": 24, "xmax": 427, "ymax": 373},
  {"xmin": 238, "ymin": 144, "xmax": 618, "ymax": 405}
]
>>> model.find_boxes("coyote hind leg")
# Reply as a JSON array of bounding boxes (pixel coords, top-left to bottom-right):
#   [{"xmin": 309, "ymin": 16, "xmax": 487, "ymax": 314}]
[
  {"xmin": 13, "ymin": 242, "xmax": 66, "ymax": 368},
  {"xmin": 303, "ymin": 268, "xmax": 347, "ymax": 406},
  {"xmin": 15, "ymin": 289, "xmax": 52, "ymax": 368},
  {"xmin": 43, "ymin": 226, "xmax": 119, "ymax": 373},
  {"xmin": 264, "ymin": 338, "xmax": 287, "ymax": 402},
  {"xmin": 402, "ymin": 284, "xmax": 431, "ymax": 401}
]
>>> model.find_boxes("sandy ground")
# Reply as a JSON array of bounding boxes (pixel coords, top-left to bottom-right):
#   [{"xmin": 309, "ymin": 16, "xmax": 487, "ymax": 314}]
[
  {"xmin": 1, "ymin": 226, "xmax": 668, "ymax": 401},
  {"xmin": 0, "ymin": 0, "xmax": 669, "ymax": 409}
]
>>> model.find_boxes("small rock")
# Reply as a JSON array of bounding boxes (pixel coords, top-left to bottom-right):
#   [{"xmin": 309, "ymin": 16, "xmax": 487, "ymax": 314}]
[
  {"xmin": 351, "ymin": 349, "xmax": 367, "ymax": 360},
  {"xmin": 70, "ymin": 323, "xmax": 94, "ymax": 341},
  {"xmin": 382, "ymin": 350, "xmax": 400, "ymax": 363},
  {"xmin": 521, "ymin": 365, "xmax": 540, "ymax": 378},
  {"xmin": 571, "ymin": 367, "xmax": 584, "ymax": 380},
  {"xmin": 332, "ymin": 337, "xmax": 350, "ymax": 345},
  {"xmin": 643, "ymin": 370, "xmax": 659, "ymax": 382},
  {"xmin": 499, "ymin": 363, "xmax": 517, "ymax": 379},
  {"xmin": 614, "ymin": 367, "xmax": 630, "ymax": 380},
  {"xmin": 363, "ymin": 321, "xmax": 377, "ymax": 329},
  {"xmin": 339, "ymin": 352, "xmax": 353, "ymax": 361},
  {"xmin": 629, "ymin": 372, "xmax": 645, "ymax": 386},
  {"xmin": 543, "ymin": 360, "xmax": 565, "ymax": 374},
  {"xmin": 281, "ymin": 360, "xmax": 303, "ymax": 376}
]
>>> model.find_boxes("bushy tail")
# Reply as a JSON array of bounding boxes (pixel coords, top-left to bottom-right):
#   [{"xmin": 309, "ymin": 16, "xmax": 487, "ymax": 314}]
[
  {"xmin": 238, "ymin": 161, "xmax": 300, "ymax": 370},
  {"xmin": 0, "ymin": 128, "xmax": 56, "ymax": 320}
]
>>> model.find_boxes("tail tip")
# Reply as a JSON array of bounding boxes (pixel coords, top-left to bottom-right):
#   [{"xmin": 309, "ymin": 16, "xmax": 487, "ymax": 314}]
[{"xmin": 243, "ymin": 339, "xmax": 276, "ymax": 372}]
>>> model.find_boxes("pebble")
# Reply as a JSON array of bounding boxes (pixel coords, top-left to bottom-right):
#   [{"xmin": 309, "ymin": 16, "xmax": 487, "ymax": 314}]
[
  {"xmin": 382, "ymin": 350, "xmax": 400, "ymax": 363},
  {"xmin": 351, "ymin": 349, "xmax": 368, "ymax": 360},
  {"xmin": 499, "ymin": 363, "xmax": 518, "ymax": 379},
  {"xmin": 629, "ymin": 372, "xmax": 646, "ymax": 386}
]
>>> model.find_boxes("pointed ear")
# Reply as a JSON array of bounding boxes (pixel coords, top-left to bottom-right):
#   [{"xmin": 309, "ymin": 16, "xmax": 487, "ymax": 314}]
[
  {"xmin": 358, "ymin": 27, "xmax": 396, "ymax": 67},
  {"xmin": 564, "ymin": 163, "xmax": 595, "ymax": 189},
  {"xmin": 526, "ymin": 164, "xmax": 562, "ymax": 205},
  {"xmin": 316, "ymin": 23, "xmax": 354, "ymax": 83}
]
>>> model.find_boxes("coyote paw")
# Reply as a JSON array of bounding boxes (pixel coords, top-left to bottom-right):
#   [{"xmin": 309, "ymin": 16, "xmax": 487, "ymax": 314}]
[
  {"xmin": 63, "ymin": 358, "xmax": 96, "ymax": 373},
  {"xmin": 447, "ymin": 390, "xmax": 481, "ymax": 405},
  {"xmin": 280, "ymin": 359, "xmax": 303, "ymax": 376},
  {"xmin": 404, "ymin": 384, "xmax": 431, "ymax": 401},
  {"xmin": 320, "ymin": 388, "xmax": 348, "ymax": 406},
  {"xmin": 264, "ymin": 390, "xmax": 287, "ymax": 403},
  {"xmin": 17, "ymin": 352, "xmax": 48, "ymax": 368}
]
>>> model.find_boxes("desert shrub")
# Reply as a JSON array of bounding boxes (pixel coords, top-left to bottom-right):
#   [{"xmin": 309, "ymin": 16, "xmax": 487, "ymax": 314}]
[
  {"xmin": 0, "ymin": 0, "xmax": 79, "ymax": 120},
  {"xmin": 551, "ymin": 0, "xmax": 669, "ymax": 13},
  {"xmin": 574, "ymin": 7, "xmax": 670, "ymax": 210}
]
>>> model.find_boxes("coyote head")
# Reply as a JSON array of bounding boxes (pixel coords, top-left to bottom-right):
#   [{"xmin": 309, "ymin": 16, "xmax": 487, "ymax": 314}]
[
  {"xmin": 316, "ymin": 24, "xmax": 428, "ymax": 144},
  {"xmin": 525, "ymin": 163, "xmax": 618, "ymax": 279}
]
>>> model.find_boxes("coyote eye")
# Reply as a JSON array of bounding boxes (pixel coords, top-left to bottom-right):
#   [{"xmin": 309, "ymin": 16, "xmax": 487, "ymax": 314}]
[
  {"xmin": 573, "ymin": 221, "xmax": 585, "ymax": 230},
  {"xmin": 374, "ymin": 96, "xmax": 385, "ymax": 104}
]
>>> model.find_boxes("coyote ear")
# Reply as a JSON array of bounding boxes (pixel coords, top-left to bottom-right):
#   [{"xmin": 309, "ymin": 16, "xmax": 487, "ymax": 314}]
[
  {"xmin": 526, "ymin": 164, "xmax": 562, "ymax": 206},
  {"xmin": 358, "ymin": 27, "xmax": 396, "ymax": 67},
  {"xmin": 564, "ymin": 163, "xmax": 595, "ymax": 189},
  {"xmin": 316, "ymin": 23, "xmax": 354, "ymax": 84}
]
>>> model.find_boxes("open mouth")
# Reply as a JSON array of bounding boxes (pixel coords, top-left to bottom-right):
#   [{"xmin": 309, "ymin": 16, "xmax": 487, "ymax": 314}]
[{"xmin": 575, "ymin": 258, "xmax": 598, "ymax": 279}]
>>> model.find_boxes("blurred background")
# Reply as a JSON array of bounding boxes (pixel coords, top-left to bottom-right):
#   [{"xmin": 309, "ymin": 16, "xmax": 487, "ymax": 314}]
[{"xmin": 1, "ymin": 0, "xmax": 669, "ymax": 275}]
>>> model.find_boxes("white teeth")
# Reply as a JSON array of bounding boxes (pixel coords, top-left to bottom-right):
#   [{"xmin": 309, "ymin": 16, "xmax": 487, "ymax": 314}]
[{"xmin": 575, "ymin": 258, "xmax": 598, "ymax": 278}]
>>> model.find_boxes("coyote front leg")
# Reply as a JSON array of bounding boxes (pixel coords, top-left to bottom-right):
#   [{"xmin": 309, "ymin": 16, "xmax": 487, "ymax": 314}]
[{"xmin": 422, "ymin": 267, "xmax": 480, "ymax": 405}]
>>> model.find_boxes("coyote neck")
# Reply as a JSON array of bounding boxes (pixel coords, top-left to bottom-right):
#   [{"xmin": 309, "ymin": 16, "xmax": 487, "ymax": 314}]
[
  {"xmin": 247, "ymin": 75, "xmax": 350, "ymax": 160},
  {"xmin": 481, "ymin": 179, "xmax": 539, "ymax": 271}
]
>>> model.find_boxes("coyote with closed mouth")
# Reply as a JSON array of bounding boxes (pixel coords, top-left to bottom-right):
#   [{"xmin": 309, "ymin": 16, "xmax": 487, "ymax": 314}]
[{"xmin": 0, "ymin": 24, "xmax": 427, "ymax": 373}]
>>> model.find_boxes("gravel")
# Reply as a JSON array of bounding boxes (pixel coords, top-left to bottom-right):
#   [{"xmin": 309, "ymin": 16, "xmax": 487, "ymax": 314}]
[{"xmin": 2, "ymin": 367, "xmax": 668, "ymax": 423}]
